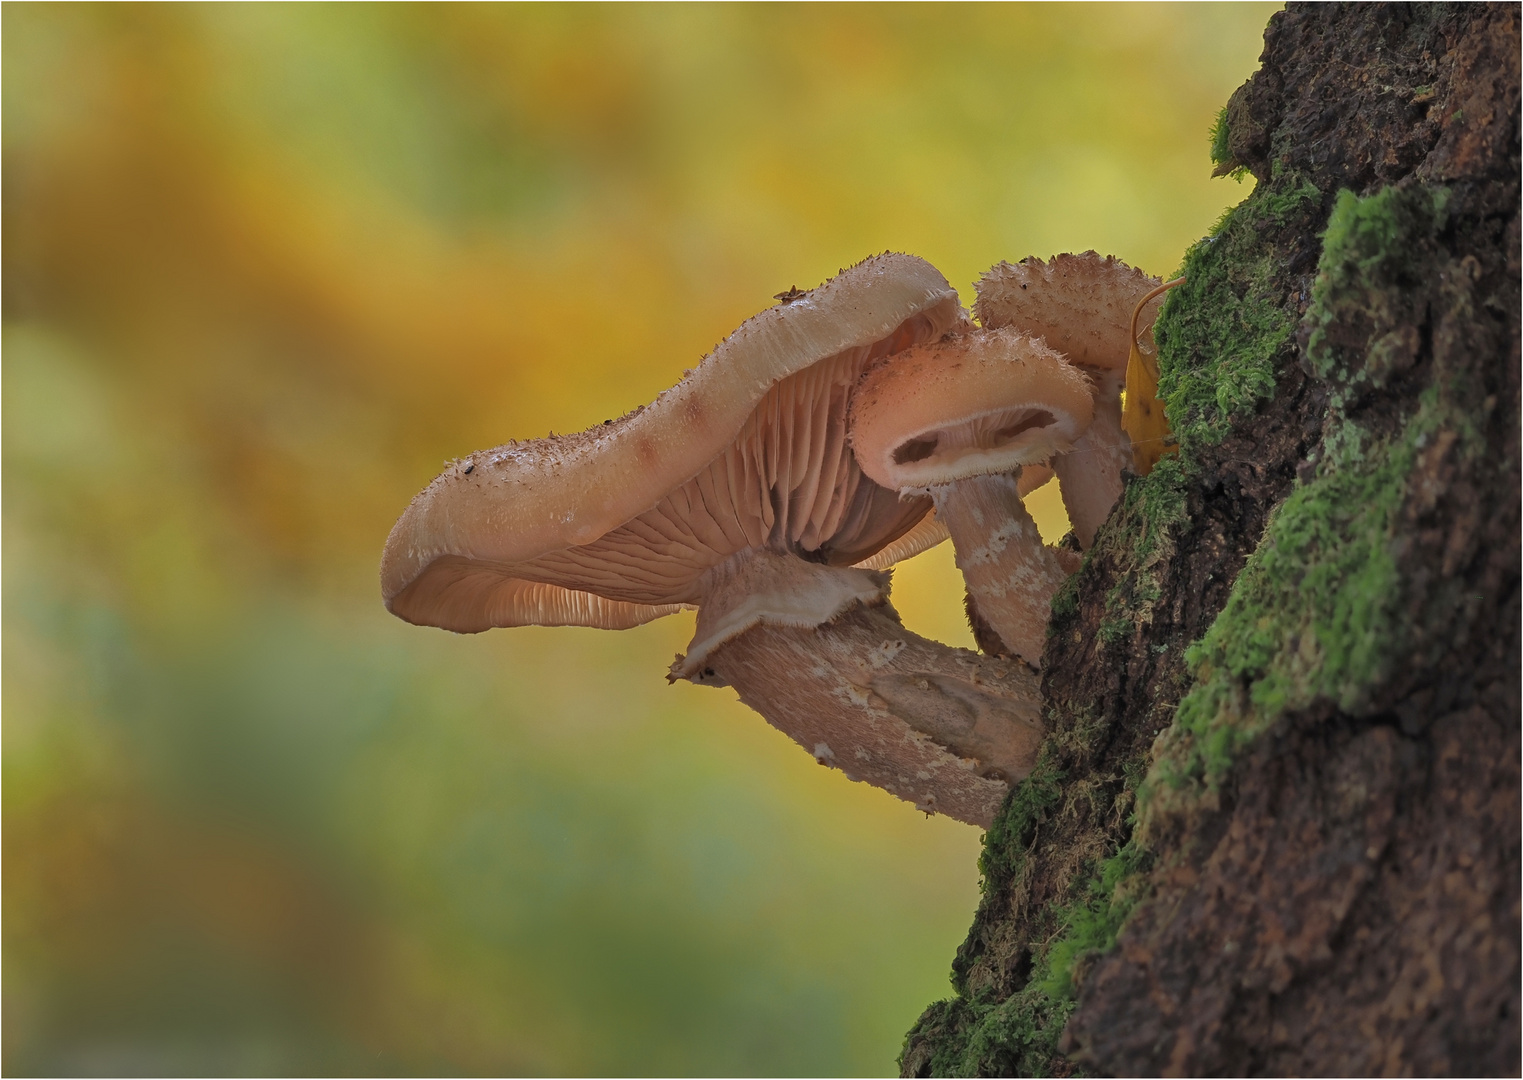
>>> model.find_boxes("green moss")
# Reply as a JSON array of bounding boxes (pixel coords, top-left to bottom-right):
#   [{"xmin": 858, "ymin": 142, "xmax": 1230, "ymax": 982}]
[
  {"xmin": 1208, "ymin": 105, "xmax": 1232, "ymax": 165},
  {"xmin": 905, "ymin": 748, "xmax": 1072, "ymax": 1076},
  {"xmin": 1153, "ymin": 175, "xmax": 1318, "ymax": 454},
  {"xmin": 1147, "ymin": 184, "xmax": 1463, "ymax": 798},
  {"xmin": 1208, "ymin": 104, "xmax": 1250, "ymax": 182},
  {"xmin": 1099, "ymin": 574, "xmax": 1161, "ymax": 645},
  {"xmin": 908, "ymin": 710, "xmax": 1162, "ymax": 1076},
  {"xmin": 1158, "ymin": 435, "xmax": 1408, "ymax": 784},
  {"xmin": 1304, "ymin": 185, "xmax": 1451, "ymax": 386},
  {"xmin": 1129, "ymin": 455, "xmax": 1189, "ymax": 562},
  {"xmin": 905, "ymin": 171, "xmax": 1449, "ymax": 1078},
  {"xmin": 906, "ymin": 810, "xmax": 1154, "ymax": 1074},
  {"xmin": 1036, "ymin": 755, "xmax": 1153, "ymax": 1003},
  {"xmin": 1096, "ymin": 614, "xmax": 1131, "ymax": 645},
  {"xmin": 1257, "ymin": 173, "xmax": 1325, "ymax": 222},
  {"xmin": 1094, "ymin": 454, "xmax": 1191, "ymax": 646},
  {"xmin": 919, "ymin": 183, "xmax": 1467, "ymax": 1076},
  {"xmin": 1040, "ymin": 839, "xmax": 1149, "ymax": 999},
  {"xmin": 971, "ymin": 755, "xmax": 1064, "ymax": 912},
  {"xmin": 1048, "ymin": 571, "xmax": 1081, "ymax": 623},
  {"xmin": 905, "ymin": 985, "xmax": 1077, "ymax": 1078}
]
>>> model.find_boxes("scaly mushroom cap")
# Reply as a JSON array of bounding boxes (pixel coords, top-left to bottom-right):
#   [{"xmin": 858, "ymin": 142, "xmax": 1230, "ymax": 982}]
[
  {"xmin": 973, "ymin": 252, "xmax": 1163, "ymax": 389},
  {"xmin": 848, "ymin": 328, "xmax": 1094, "ymax": 492},
  {"xmin": 382, "ymin": 252, "xmax": 966, "ymax": 633},
  {"xmin": 975, "ymin": 252, "xmax": 1167, "ymax": 549}
]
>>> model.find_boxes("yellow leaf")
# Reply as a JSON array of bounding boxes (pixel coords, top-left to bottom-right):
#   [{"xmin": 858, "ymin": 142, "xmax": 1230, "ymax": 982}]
[{"xmin": 1121, "ymin": 276, "xmax": 1185, "ymax": 475}]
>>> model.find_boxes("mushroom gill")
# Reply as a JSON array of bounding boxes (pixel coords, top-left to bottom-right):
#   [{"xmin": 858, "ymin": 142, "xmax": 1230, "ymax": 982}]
[{"xmin": 381, "ymin": 252, "xmax": 1044, "ymax": 827}]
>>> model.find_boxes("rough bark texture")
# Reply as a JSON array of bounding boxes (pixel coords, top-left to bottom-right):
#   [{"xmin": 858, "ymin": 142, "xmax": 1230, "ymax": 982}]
[{"xmin": 901, "ymin": 4, "xmax": 1519, "ymax": 1076}]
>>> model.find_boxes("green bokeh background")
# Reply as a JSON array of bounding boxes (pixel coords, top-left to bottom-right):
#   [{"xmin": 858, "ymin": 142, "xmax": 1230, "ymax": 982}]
[{"xmin": 4, "ymin": 4, "xmax": 1273, "ymax": 1074}]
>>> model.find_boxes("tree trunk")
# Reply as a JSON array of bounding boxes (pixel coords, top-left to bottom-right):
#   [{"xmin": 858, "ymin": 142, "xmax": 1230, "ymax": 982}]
[{"xmin": 901, "ymin": 4, "xmax": 1520, "ymax": 1076}]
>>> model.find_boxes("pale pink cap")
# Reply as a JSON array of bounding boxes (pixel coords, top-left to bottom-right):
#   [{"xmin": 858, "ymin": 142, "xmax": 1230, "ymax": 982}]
[
  {"xmin": 382, "ymin": 253, "xmax": 967, "ymax": 632},
  {"xmin": 848, "ymin": 328, "xmax": 1095, "ymax": 493}
]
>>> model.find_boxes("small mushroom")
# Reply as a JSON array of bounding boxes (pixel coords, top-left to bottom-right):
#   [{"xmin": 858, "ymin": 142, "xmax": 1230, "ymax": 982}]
[
  {"xmin": 382, "ymin": 253, "xmax": 1044, "ymax": 826},
  {"xmin": 848, "ymin": 327, "xmax": 1095, "ymax": 667},
  {"xmin": 974, "ymin": 252, "xmax": 1165, "ymax": 548}
]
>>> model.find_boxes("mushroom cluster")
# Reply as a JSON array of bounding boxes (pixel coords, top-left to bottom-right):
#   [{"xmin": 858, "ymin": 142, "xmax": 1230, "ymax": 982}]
[
  {"xmin": 973, "ymin": 252, "xmax": 1167, "ymax": 548},
  {"xmin": 381, "ymin": 250, "xmax": 1170, "ymax": 826},
  {"xmin": 845, "ymin": 252, "xmax": 1170, "ymax": 664}
]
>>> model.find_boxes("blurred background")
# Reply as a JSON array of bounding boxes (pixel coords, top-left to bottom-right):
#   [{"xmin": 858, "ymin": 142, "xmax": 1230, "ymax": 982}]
[{"xmin": 4, "ymin": 4, "xmax": 1274, "ymax": 1075}]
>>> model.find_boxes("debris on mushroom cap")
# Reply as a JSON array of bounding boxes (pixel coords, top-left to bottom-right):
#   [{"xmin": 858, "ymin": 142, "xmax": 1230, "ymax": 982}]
[
  {"xmin": 848, "ymin": 328, "xmax": 1095, "ymax": 492},
  {"xmin": 973, "ymin": 251, "xmax": 1164, "ymax": 384},
  {"xmin": 381, "ymin": 252, "xmax": 967, "ymax": 633}
]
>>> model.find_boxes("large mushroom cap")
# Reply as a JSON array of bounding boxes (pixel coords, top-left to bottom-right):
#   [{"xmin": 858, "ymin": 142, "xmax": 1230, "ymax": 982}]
[
  {"xmin": 382, "ymin": 252, "xmax": 966, "ymax": 633},
  {"xmin": 974, "ymin": 252, "xmax": 1163, "ymax": 383},
  {"xmin": 848, "ymin": 328, "xmax": 1094, "ymax": 492}
]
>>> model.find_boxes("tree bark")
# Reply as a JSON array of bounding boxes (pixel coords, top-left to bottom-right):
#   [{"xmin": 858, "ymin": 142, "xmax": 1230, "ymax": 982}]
[{"xmin": 901, "ymin": 4, "xmax": 1520, "ymax": 1076}]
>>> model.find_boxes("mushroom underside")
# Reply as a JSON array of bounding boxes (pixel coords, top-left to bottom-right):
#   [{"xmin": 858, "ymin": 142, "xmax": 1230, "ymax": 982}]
[
  {"xmin": 388, "ymin": 342, "xmax": 945, "ymax": 631},
  {"xmin": 382, "ymin": 251, "xmax": 968, "ymax": 632}
]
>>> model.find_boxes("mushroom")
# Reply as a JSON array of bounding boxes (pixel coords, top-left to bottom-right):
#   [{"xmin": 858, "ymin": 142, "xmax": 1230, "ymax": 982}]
[
  {"xmin": 382, "ymin": 253, "xmax": 1044, "ymax": 827},
  {"xmin": 848, "ymin": 327, "xmax": 1096, "ymax": 667},
  {"xmin": 850, "ymin": 464, "xmax": 1055, "ymax": 572},
  {"xmin": 974, "ymin": 252, "xmax": 1165, "ymax": 548}
]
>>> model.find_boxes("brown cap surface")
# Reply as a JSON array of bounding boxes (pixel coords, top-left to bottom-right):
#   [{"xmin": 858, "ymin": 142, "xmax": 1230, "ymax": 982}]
[
  {"xmin": 382, "ymin": 252, "xmax": 965, "ymax": 632},
  {"xmin": 974, "ymin": 252, "xmax": 1162, "ymax": 378},
  {"xmin": 848, "ymin": 328, "xmax": 1094, "ymax": 492}
]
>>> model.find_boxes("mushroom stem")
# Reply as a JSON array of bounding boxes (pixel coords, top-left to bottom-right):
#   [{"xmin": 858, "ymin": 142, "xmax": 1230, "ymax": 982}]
[
  {"xmin": 930, "ymin": 471, "xmax": 1067, "ymax": 667},
  {"xmin": 670, "ymin": 547, "xmax": 1043, "ymax": 827},
  {"xmin": 1052, "ymin": 391, "xmax": 1131, "ymax": 549}
]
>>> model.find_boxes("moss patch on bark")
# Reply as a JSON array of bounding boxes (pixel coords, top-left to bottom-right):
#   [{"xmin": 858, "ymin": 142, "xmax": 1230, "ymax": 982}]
[
  {"xmin": 904, "ymin": 6, "xmax": 1518, "ymax": 1072},
  {"xmin": 900, "ymin": 163, "xmax": 1322, "ymax": 1078},
  {"xmin": 1148, "ymin": 184, "xmax": 1463, "ymax": 802}
]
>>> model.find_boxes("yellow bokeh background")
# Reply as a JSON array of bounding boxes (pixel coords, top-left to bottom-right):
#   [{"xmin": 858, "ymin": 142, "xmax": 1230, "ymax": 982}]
[{"xmin": 4, "ymin": 4, "xmax": 1271, "ymax": 1074}]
